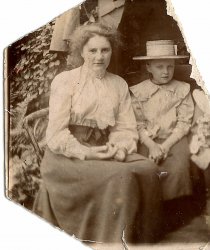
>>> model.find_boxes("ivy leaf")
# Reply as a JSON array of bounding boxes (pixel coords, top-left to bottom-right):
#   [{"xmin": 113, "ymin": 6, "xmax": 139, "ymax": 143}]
[
  {"xmin": 29, "ymin": 86, "xmax": 33, "ymax": 91},
  {"xmin": 38, "ymin": 88, "xmax": 44, "ymax": 95},
  {"xmin": 24, "ymin": 73, "xmax": 30, "ymax": 80},
  {"xmin": 32, "ymin": 64, "xmax": 39, "ymax": 70},
  {"xmin": 15, "ymin": 81, "xmax": 20, "ymax": 87},
  {"xmin": 44, "ymin": 82, "xmax": 48, "ymax": 88},
  {"xmin": 33, "ymin": 48, "xmax": 41, "ymax": 53},
  {"xmin": 54, "ymin": 60, "xmax": 60, "ymax": 66},
  {"xmin": 43, "ymin": 50, "xmax": 49, "ymax": 57},
  {"xmin": 42, "ymin": 42, "xmax": 48, "ymax": 47},
  {"xmin": 49, "ymin": 62, "xmax": 55, "ymax": 68},
  {"xmin": 52, "ymin": 53, "xmax": 57, "ymax": 59},
  {"xmin": 40, "ymin": 59, "xmax": 45, "ymax": 64},
  {"xmin": 39, "ymin": 76, "xmax": 44, "ymax": 81},
  {"xmin": 47, "ymin": 72, "xmax": 54, "ymax": 79},
  {"xmin": 33, "ymin": 81, "xmax": 38, "ymax": 86},
  {"xmin": 39, "ymin": 70, "xmax": 45, "ymax": 76},
  {"xmin": 20, "ymin": 58, "xmax": 27, "ymax": 65}
]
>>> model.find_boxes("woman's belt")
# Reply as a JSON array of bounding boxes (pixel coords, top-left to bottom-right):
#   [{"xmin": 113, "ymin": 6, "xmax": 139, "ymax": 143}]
[{"xmin": 69, "ymin": 125, "xmax": 109, "ymax": 147}]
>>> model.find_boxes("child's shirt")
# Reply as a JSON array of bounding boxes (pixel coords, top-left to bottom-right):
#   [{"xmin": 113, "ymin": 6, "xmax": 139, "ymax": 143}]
[{"xmin": 130, "ymin": 79, "xmax": 194, "ymax": 142}]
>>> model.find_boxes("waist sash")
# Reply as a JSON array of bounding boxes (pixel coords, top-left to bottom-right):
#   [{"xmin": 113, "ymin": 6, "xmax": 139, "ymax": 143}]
[{"xmin": 69, "ymin": 125, "xmax": 109, "ymax": 147}]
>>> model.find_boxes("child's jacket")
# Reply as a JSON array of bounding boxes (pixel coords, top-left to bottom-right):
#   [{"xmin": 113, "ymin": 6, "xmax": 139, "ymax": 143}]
[{"xmin": 130, "ymin": 79, "xmax": 194, "ymax": 142}]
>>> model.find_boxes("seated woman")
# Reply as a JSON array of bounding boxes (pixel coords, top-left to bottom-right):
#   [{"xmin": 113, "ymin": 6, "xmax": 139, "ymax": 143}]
[{"xmin": 33, "ymin": 22, "xmax": 162, "ymax": 243}]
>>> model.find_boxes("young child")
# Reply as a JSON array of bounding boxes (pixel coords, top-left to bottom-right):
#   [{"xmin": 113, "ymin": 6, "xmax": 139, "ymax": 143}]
[
  {"xmin": 190, "ymin": 89, "xmax": 210, "ymax": 199},
  {"xmin": 130, "ymin": 40, "xmax": 194, "ymax": 200}
]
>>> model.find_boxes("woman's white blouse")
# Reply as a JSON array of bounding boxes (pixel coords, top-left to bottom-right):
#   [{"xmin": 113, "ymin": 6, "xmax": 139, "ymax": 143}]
[{"xmin": 46, "ymin": 66, "xmax": 138, "ymax": 160}]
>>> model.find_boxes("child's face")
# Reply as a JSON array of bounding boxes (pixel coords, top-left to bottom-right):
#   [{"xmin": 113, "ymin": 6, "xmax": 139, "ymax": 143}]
[{"xmin": 146, "ymin": 59, "xmax": 175, "ymax": 85}]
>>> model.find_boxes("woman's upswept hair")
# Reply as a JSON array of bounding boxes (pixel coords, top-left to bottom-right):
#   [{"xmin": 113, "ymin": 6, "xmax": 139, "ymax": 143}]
[{"xmin": 68, "ymin": 22, "xmax": 122, "ymax": 67}]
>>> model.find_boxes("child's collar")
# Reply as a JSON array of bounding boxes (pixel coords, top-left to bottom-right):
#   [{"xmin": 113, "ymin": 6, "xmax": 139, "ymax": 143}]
[
  {"xmin": 130, "ymin": 79, "xmax": 176, "ymax": 100},
  {"xmin": 150, "ymin": 79, "xmax": 176, "ymax": 93}
]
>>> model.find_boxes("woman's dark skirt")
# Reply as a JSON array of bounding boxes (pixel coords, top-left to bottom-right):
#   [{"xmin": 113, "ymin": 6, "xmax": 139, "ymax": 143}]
[{"xmin": 33, "ymin": 148, "xmax": 162, "ymax": 243}]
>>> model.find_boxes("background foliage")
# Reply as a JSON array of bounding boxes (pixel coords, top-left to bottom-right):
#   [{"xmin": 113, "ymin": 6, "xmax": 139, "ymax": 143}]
[
  {"xmin": 8, "ymin": 19, "xmax": 68, "ymax": 208},
  {"xmin": 8, "ymin": 1, "xmax": 97, "ymax": 208}
]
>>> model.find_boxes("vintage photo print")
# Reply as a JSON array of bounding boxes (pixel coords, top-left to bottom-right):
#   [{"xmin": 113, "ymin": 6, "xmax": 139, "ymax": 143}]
[{"xmin": 4, "ymin": 0, "xmax": 210, "ymax": 249}]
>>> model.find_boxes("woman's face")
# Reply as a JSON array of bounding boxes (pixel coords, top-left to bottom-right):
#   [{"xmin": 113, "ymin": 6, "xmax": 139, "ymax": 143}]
[
  {"xmin": 146, "ymin": 59, "xmax": 175, "ymax": 85},
  {"xmin": 81, "ymin": 35, "xmax": 112, "ymax": 73}
]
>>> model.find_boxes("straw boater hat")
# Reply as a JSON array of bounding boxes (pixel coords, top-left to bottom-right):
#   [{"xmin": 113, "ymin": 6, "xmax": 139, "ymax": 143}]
[{"xmin": 133, "ymin": 40, "xmax": 189, "ymax": 60}]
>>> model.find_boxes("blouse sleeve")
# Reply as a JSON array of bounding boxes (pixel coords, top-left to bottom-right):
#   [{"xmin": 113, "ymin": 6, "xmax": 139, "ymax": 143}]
[
  {"xmin": 173, "ymin": 91, "xmax": 194, "ymax": 137},
  {"xmin": 130, "ymin": 93, "xmax": 150, "ymax": 143},
  {"xmin": 46, "ymin": 72, "xmax": 87, "ymax": 160},
  {"xmin": 108, "ymin": 80, "xmax": 138, "ymax": 154},
  {"xmin": 162, "ymin": 89, "xmax": 194, "ymax": 150}
]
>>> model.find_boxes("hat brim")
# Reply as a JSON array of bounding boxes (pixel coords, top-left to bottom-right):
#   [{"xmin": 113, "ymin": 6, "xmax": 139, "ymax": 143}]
[{"xmin": 133, "ymin": 55, "xmax": 189, "ymax": 60}]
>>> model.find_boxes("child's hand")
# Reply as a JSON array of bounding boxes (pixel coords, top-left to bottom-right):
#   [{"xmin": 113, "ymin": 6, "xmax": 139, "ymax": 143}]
[
  {"xmin": 148, "ymin": 142, "xmax": 164, "ymax": 164},
  {"xmin": 159, "ymin": 144, "xmax": 170, "ymax": 160}
]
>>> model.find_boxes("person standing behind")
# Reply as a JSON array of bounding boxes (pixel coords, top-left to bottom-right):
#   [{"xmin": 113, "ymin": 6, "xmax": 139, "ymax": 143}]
[{"xmin": 130, "ymin": 40, "xmax": 194, "ymax": 201}]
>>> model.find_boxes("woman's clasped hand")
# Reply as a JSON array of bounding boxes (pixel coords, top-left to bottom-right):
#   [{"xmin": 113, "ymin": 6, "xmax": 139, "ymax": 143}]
[{"xmin": 85, "ymin": 143, "xmax": 126, "ymax": 161}]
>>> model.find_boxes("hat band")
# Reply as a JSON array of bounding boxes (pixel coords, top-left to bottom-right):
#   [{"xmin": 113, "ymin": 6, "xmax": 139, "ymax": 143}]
[{"xmin": 147, "ymin": 45, "xmax": 177, "ymax": 57}]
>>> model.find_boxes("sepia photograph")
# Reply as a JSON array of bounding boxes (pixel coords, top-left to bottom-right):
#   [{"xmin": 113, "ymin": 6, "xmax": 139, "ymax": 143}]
[{"xmin": 3, "ymin": 0, "xmax": 210, "ymax": 249}]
